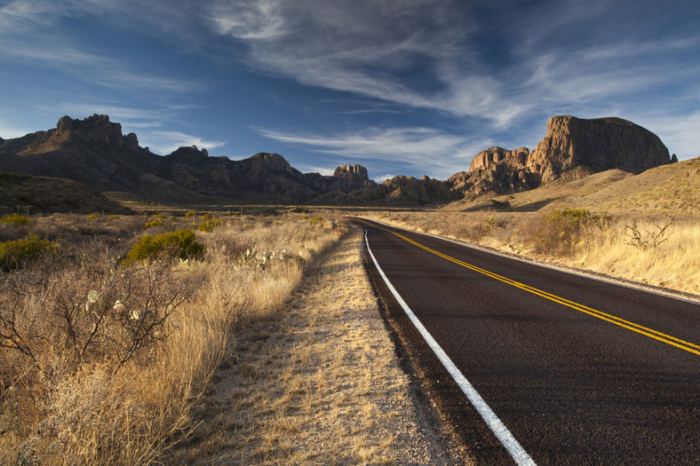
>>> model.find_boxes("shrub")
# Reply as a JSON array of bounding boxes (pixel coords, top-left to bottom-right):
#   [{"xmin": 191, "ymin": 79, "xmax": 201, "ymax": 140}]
[
  {"xmin": 0, "ymin": 213, "xmax": 32, "ymax": 228},
  {"xmin": 144, "ymin": 217, "xmax": 164, "ymax": 229},
  {"xmin": 534, "ymin": 208, "xmax": 600, "ymax": 255},
  {"xmin": 309, "ymin": 216, "xmax": 323, "ymax": 225},
  {"xmin": 0, "ymin": 234, "xmax": 59, "ymax": 270},
  {"xmin": 124, "ymin": 229, "xmax": 205, "ymax": 264},
  {"xmin": 197, "ymin": 214, "xmax": 222, "ymax": 232}
]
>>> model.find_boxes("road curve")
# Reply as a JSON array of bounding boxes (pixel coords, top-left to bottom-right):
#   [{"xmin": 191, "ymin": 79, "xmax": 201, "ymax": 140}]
[{"xmin": 353, "ymin": 218, "xmax": 700, "ymax": 466}]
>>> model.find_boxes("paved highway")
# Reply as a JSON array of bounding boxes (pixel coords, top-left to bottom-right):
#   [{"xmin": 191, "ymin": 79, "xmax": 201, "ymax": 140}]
[{"xmin": 354, "ymin": 218, "xmax": 700, "ymax": 466}]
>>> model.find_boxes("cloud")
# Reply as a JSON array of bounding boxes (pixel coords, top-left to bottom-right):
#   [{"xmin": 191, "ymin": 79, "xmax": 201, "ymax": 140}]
[
  {"xmin": 303, "ymin": 166, "xmax": 335, "ymax": 176},
  {"xmin": 0, "ymin": 122, "xmax": 33, "ymax": 139},
  {"xmin": 637, "ymin": 111, "xmax": 700, "ymax": 160},
  {"xmin": 141, "ymin": 130, "xmax": 226, "ymax": 155},
  {"xmin": 206, "ymin": 0, "xmax": 526, "ymax": 125},
  {"xmin": 205, "ymin": 0, "xmax": 700, "ymax": 133},
  {"xmin": 256, "ymin": 125, "xmax": 491, "ymax": 179},
  {"xmin": 374, "ymin": 174, "xmax": 396, "ymax": 183}
]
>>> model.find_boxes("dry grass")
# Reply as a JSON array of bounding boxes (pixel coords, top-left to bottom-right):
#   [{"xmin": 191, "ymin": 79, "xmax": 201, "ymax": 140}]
[
  {"xmin": 169, "ymin": 230, "xmax": 463, "ymax": 466},
  {"xmin": 0, "ymin": 211, "xmax": 347, "ymax": 465},
  {"xmin": 365, "ymin": 210, "xmax": 700, "ymax": 296}
]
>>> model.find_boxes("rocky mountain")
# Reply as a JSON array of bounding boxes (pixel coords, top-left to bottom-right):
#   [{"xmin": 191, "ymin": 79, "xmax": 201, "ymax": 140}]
[
  {"xmin": 468, "ymin": 146, "xmax": 530, "ymax": 171},
  {"xmin": 527, "ymin": 116, "xmax": 671, "ymax": 183},
  {"xmin": 0, "ymin": 114, "xmax": 673, "ymax": 208},
  {"xmin": 445, "ymin": 116, "xmax": 671, "ymax": 201},
  {"xmin": 0, "ymin": 115, "xmax": 376, "ymax": 205}
]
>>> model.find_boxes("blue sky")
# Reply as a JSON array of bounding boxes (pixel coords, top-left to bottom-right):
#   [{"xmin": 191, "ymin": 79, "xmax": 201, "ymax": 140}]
[{"xmin": 1, "ymin": 0, "xmax": 699, "ymax": 181}]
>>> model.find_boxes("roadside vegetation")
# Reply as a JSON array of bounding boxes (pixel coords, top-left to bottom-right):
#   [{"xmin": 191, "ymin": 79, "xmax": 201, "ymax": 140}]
[
  {"xmin": 0, "ymin": 210, "xmax": 346, "ymax": 466},
  {"xmin": 366, "ymin": 210, "xmax": 700, "ymax": 295}
]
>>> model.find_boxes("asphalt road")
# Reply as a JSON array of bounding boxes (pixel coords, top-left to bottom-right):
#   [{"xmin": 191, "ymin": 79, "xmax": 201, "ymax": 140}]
[{"xmin": 354, "ymin": 218, "xmax": 700, "ymax": 466}]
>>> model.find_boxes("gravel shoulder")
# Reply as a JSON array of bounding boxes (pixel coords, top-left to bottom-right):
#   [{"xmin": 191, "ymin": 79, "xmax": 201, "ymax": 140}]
[{"xmin": 168, "ymin": 229, "xmax": 468, "ymax": 465}]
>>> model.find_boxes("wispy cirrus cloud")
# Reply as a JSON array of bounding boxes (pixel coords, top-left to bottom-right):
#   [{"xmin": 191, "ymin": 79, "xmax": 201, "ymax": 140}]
[
  {"xmin": 256, "ymin": 125, "xmax": 491, "ymax": 179},
  {"xmin": 206, "ymin": 0, "xmax": 525, "ymax": 125},
  {"xmin": 205, "ymin": 0, "xmax": 700, "ymax": 139}
]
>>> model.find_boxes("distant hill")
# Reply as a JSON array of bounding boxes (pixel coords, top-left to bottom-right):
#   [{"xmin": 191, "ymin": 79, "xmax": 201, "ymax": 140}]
[
  {"xmin": 0, "ymin": 172, "xmax": 129, "ymax": 214},
  {"xmin": 0, "ymin": 114, "xmax": 676, "ymax": 208}
]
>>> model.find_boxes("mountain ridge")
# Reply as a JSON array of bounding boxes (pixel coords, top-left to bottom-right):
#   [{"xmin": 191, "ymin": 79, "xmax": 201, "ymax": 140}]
[{"xmin": 0, "ymin": 114, "xmax": 674, "ymax": 208}]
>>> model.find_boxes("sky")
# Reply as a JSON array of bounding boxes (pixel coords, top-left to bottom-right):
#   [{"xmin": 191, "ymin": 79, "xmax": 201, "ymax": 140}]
[{"xmin": 1, "ymin": 0, "xmax": 699, "ymax": 181}]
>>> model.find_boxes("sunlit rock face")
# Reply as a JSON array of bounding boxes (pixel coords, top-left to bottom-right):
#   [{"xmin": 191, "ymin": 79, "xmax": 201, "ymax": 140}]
[{"xmin": 527, "ymin": 116, "xmax": 671, "ymax": 183}]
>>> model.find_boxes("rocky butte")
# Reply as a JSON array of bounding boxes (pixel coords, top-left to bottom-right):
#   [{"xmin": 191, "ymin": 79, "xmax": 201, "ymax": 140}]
[{"xmin": 449, "ymin": 115, "xmax": 672, "ymax": 199}]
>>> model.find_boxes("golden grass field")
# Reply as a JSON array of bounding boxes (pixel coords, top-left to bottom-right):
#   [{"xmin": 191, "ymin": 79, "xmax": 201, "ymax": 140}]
[{"xmin": 0, "ymin": 211, "xmax": 347, "ymax": 465}]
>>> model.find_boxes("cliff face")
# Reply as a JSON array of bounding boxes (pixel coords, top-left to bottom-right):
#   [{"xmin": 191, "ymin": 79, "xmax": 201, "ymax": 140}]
[
  {"xmin": 331, "ymin": 165, "xmax": 374, "ymax": 191},
  {"xmin": 527, "ymin": 116, "xmax": 671, "ymax": 183},
  {"xmin": 468, "ymin": 147, "xmax": 530, "ymax": 171},
  {"xmin": 453, "ymin": 116, "xmax": 672, "ymax": 198}
]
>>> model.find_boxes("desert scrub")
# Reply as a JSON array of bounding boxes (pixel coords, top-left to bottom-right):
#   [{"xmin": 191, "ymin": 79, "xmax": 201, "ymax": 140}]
[
  {"xmin": 0, "ymin": 212, "xmax": 349, "ymax": 465},
  {"xmin": 124, "ymin": 229, "xmax": 205, "ymax": 264},
  {"xmin": 0, "ymin": 234, "xmax": 58, "ymax": 270},
  {"xmin": 533, "ymin": 208, "xmax": 605, "ymax": 255},
  {"xmin": 144, "ymin": 216, "xmax": 164, "ymax": 229},
  {"xmin": 0, "ymin": 213, "xmax": 32, "ymax": 228},
  {"xmin": 197, "ymin": 213, "xmax": 222, "ymax": 232}
]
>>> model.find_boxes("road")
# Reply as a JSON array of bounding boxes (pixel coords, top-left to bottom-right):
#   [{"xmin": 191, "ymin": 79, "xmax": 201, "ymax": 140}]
[{"xmin": 354, "ymin": 218, "xmax": 700, "ymax": 466}]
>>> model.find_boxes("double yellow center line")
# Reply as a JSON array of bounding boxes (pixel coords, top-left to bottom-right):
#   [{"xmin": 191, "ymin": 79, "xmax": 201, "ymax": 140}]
[{"xmin": 363, "ymin": 220, "xmax": 700, "ymax": 356}]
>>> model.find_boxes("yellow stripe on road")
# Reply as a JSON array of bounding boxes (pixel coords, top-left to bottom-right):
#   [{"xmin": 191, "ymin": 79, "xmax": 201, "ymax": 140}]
[{"xmin": 360, "ymin": 220, "xmax": 700, "ymax": 357}]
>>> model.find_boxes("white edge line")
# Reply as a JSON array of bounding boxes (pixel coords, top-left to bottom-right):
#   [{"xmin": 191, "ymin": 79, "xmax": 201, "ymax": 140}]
[
  {"xmin": 363, "ymin": 229, "xmax": 538, "ymax": 466},
  {"xmin": 360, "ymin": 217, "xmax": 700, "ymax": 306}
]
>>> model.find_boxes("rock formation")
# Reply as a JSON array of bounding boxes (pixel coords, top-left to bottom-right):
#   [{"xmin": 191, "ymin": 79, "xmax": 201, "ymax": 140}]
[
  {"xmin": 0, "ymin": 113, "xmax": 674, "ymax": 208},
  {"xmin": 450, "ymin": 116, "xmax": 672, "ymax": 199},
  {"xmin": 468, "ymin": 147, "xmax": 530, "ymax": 172},
  {"xmin": 331, "ymin": 165, "xmax": 373, "ymax": 191},
  {"xmin": 0, "ymin": 115, "xmax": 379, "ymax": 204},
  {"xmin": 526, "ymin": 116, "xmax": 670, "ymax": 183}
]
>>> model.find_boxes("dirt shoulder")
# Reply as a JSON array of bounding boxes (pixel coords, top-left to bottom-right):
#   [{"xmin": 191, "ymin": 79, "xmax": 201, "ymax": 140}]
[{"xmin": 168, "ymin": 229, "xmax": 467, "ymax": 465}]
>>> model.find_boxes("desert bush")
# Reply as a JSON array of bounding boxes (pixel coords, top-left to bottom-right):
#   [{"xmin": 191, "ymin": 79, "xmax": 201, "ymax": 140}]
[
  {"xmin": 197, "ymin": 213, "xmax": 222, "ymax": 232},
  {"xmin": 144, "ymin": 217, "xmax": 164, "ymax": 229},
  {"xmin": 124, "ymin": 229, "xmax": 205, "ymax": 264},
  {"xmin": 0, "ymin": 213, "xmax": 32, "ymax": 228},
  {"xmin": 534, "ymin": 208, "xmax": 602, "ymax": 255},
  {"xmin": 0, "ymin": 234, "xmax": 59, "ymax": 270},
  {"xmin": 624, "ymin": 215, "xmax": 673, "ymax": 251}
]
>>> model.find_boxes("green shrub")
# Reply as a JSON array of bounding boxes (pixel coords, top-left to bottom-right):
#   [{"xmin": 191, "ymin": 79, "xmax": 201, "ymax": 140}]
[
  {"xmin": 0, "ymin": 213, "xmax": 32, "ymax": 228},
  {"xmin": 88, "ymin": 212, "xmax": 101, "ymax": 220},
  {"xmin": 197, "ymin": 214, "xmax": 222, "ymax": 232},
  {"xmin": 309, "ymin": 216, "xmax": 323, "ymax": 225},
  {"xmin": 144, "ymin": 217, "xmax": 164, "ymax": 229},
  {"xmin": 124, "ymin": 229, "xmax": 205, "ymax": 264},
  {"xmin": 0, "ymin": 234, "xmax": 59, "ymax": 270}
]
